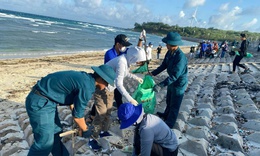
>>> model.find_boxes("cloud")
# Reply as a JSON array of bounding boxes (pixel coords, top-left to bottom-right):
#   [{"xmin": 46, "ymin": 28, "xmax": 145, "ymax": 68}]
[
  {"xmin": 219, "ymin": 3, "xmax": 229, "ymax": 11},
  {"xmin": 179, "ymin": 11, "xmax": 185, "ymax": 18},
  {"xmin": 208, "ymin": 6, "xmax": 242, "ymax": 30},
  {"xmin": 239, "ymin": 6, "xmax": 260, "ymax": 16},
  {"xmin": 160, "ymin": 16, "xmax": 173, "ymax": 25},
  {"xmin": 183, "ymin": 0, "xmax": 205, "ymax": 8},
  {"xmin": 242, "ymin": 18, "xmax": 258, "ymax": 29}
]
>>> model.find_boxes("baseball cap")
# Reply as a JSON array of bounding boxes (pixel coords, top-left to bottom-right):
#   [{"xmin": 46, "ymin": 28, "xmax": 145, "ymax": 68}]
[{"xmin": 115, "ymin": 34, "xmax": 132, "ymax": 46}]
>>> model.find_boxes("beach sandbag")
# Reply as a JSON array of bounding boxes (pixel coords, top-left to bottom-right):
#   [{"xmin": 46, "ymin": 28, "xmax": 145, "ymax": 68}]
[{"xmin": 132, "ymin": 75, "xmax": 156, "ymax": 114}]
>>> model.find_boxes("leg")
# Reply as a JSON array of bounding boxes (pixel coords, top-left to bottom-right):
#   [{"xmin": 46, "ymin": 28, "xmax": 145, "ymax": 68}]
[
  {"xmin": 114, "ymin": 88, "xmax": 123, "ymax": 108},
  {"xmin": 151, "ymin": 143, "xmax": 164, "ymax": 156},
  {"xmin": 236, "ymin": 56, "xmax": 247, "ymax": 69},
  {"xmin": 165, "ymin": 93, "xmax": 184, "ymax": 128},
  {"xmin": 233, "ymin": 55, "xmax": 243, "ymax": 72},
  {"xmin": 157, "ymin": 87, "xmax": 171, "ymax": 119},
  {"xmin": 86, "ymin": 105, "xmax": 95, "ymax": 123},
  {"xmin": 26, "ymin": 93, "xmax": 59, "ymax": 156},
  {"xmin": 51, "ymin": 109, "xmax": 69, "ymax": 156},
  {"xmin": 92, "ymin": 88, "xmax": 107, "ymax": 138},
  {"xmin": 102, "ymin": 89, "xmax": 114, "ymax": 131}
]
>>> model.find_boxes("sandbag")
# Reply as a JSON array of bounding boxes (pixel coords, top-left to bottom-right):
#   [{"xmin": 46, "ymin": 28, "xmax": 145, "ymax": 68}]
[{"xmin": 132, "ymin": 75, "xmax": 156, "ymax": 114}]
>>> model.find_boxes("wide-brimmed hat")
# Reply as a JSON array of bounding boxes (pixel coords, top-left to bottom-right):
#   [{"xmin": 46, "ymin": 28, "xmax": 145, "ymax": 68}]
[
  {"xmin": 115, "ymin": 34, "xmax": 132, "ymax": 46},
  {"xmin": 162, "ymin": 32, "xmax": 183, "ymax": 46},
  {"xmin": 91, "ymin": 64, "xmax": 116, "ymax": 86},
  {"xmin": 118, "ymin": 103, "xmax": 143, "ymax": 129}
]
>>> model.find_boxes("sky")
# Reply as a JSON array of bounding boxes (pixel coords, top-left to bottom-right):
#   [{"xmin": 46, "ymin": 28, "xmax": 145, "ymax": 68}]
[{"xmin": 1, "ymin": 0, "xmax": 260, "ymax": 33}]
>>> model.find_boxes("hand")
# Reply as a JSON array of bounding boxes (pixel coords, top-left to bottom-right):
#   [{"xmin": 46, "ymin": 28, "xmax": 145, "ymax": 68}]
[
  {"xmin": 139, "ymin": 29, "xmax": 146, "ymax": 40},
  {"xmin": 136, "ymin": 77, "xmax": 143, "ymax": 84},
  {"xmin": 153, "ymin": 84, "xmax": 162, "ymax": 93},
  {"xmin": 82, "ymin": 125, "xmax": 94, "ymax": 138},
  {"xmin": 130, "ymin": 99, "xmax": 139, "ymax": 106}
]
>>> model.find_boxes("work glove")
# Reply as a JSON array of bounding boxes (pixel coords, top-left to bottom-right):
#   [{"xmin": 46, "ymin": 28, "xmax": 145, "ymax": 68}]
[
  {"xmin": 153, "ymin": 83, "xmax": 164, "ymax": 93},
  {"xmin": 82, "ymin": 125, "xmax": 94, "ymax": 138},
  {"xmin": 130, "ymin": 99, "xmax": 139, "ymax": 106},
  {"xmin": 136, "ymin": 77, "xmax": 143, "ymax": 84}
]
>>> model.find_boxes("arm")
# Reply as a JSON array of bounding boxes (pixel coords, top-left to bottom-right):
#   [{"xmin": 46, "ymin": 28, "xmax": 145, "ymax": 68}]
[
  {"xmin": 74, "ymin": 117, "xmax": 88, "ymax": 131},
  {"xmin": 115, "ymin": 61, "xmax": 135, "ymax": 102},
  {"xmin": 161, "ymin": 53, "xmax": 187, "ymax": 86},
  {"xmin": 140, "ymin": 129, "xmax": 154, "ymax": 156},
  {"xmin": 72, "ymin": 88, "xmax": 92, "ymax": 131},
  {"xmin": 151, "ymin": 51, "xmax": 169, "ymax": 76}
]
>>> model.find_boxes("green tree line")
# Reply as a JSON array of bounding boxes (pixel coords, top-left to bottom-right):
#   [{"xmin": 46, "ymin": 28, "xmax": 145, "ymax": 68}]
[{"xmin": 133, "ymin": 22, "xmax": 260, "ymax": 43}]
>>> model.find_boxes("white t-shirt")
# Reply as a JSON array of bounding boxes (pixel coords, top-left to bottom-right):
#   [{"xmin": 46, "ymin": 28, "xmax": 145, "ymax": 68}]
[{"xmin": 146, "ymin": 47, "xmax": 152, "ymax": 60}]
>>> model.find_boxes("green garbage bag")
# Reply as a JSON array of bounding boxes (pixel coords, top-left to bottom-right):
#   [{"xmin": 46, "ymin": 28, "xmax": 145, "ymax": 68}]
[
  {"xmin": 132, "ymin": 75, "xmax": 156, "ymax": 114},
  {"xmin": 246, "ymin": 53, "xmax": 253, "ymax": 58},
  {"xmin": 132, "ymin": 62, "xmax": 148, "ymax": 73},
  {"xmin": 235, "ymin": 51, "xmax": 253, "ymax": 58}
]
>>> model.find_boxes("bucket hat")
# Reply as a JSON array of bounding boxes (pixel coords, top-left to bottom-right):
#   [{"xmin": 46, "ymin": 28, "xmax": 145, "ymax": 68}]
[
  {"xmin": 91, "ymin": 64, "xmax": 116, "ymax": 86},
  {"xmin": 118, "ymin": 103, "xmax": 143, "ymax": 129},
  {"xmin": 162, "ymin": 32, "xmax": 183, "ymax": 46},
  {"xmin": 115, "ymin": 34, "xmax": 132, "ymax": 46}
]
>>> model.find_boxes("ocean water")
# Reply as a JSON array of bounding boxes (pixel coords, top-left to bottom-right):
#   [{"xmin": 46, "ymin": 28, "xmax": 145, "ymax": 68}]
[{"xmin": 0, "ymin": 9, "xmax": 196, "ymax": 60}]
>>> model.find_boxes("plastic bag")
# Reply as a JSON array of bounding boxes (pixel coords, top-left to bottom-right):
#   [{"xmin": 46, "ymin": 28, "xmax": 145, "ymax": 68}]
[
  {"xmin": 132, "ymin": 63, "xmax": 148, "ymax": 73},
  {"xmin": 235, "ymin": 51, "xmax": 253, "ymax": 58},
  {"xmin": 132, "ymin": 75, "xmax": 156, "ymax": 114}
]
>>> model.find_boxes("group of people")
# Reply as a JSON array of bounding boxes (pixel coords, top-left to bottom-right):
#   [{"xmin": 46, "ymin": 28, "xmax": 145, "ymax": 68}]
[
  {"xmin": 25, "ymin": 31, "xmax": 188, "ymax": 156},
  {"xmin": 190, "ymin": 40, "xmax": 229, "ymax": 59}
]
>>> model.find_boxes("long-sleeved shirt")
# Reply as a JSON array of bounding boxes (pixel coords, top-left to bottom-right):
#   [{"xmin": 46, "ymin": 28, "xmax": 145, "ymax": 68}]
[
  {"xmin": 151, "ymin": 47, "xmax": 188, "ymax": 95},
  {"xmin": 35, "ymin": 71, "xmax": 95, "ymax": 118},
  {"xmin": 239, "ymin": 40, "xmax": 248, "ymax": 56},
  {"xmin": 106, "ymin": 46, "xmax": 146, "ymax": 102},
  {"xmin": 133, "ymin": 114, "xmax": 178, "ymax": 156}
]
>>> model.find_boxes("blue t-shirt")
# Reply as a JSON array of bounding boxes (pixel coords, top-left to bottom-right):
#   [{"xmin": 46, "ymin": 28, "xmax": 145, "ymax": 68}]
[
  {"xmin": 104, "ymin": 46, "xmax": 126, "ymax": 63},
  {"xmin": 35, "ymin": 70, "xmax": 95, "ymax": 118}
]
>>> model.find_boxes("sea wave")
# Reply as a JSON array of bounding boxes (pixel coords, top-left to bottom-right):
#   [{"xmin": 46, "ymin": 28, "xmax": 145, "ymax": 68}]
[
  {"xmin": 66, "ymin": 27, "xmax": 82, "ymax": 31},
  {"xmin": 32, "ymin": 31, "xmax": 58, "ymax": 34}
]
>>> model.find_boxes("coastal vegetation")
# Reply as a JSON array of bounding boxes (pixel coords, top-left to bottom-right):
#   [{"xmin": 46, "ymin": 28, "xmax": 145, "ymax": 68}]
[{"xmin": 133, "ymin": 22, "xmax": 260, "ymax": 43}]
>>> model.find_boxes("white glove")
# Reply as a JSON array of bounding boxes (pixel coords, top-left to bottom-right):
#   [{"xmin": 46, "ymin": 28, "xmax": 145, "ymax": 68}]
[
  {"xmin": 136, "ymin": 77, "xmax": 143, "ymax": 84},
  {"xmin": 130, "ymin": 99, "xmax": 138, "ymax": 106}
]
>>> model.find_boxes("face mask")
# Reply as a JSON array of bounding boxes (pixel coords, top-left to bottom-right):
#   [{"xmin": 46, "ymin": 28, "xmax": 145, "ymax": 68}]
[
  {"xmin": 150, "ymin": 45, "xmax": 153, "ymax": 48},
  {"xmin": 119, "ymin": 46, "xmax": 127, "ymax": 52}
]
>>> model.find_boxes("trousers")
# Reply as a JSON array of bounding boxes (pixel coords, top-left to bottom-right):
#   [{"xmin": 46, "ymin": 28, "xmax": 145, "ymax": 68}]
[
  {"xmin": 233, "ymin": 55, "xmax": 246, "ymax": 72},
  {"xmin": 26, "ymin": 91, "xmax": 69, "ymax": 156},
  {"xmin": 164, "ymin": 84, "xmax": 185, "ymax": 128},
  {"xmin": 92, "ymin": 88, "xmax": 114, "ymax": 137}
]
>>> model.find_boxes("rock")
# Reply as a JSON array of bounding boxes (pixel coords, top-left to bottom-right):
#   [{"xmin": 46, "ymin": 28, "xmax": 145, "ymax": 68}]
[
  {"xmin": 215, "ymin": 133, "xmax": 244, "ymax": 152},
  {"xmin": 179, "ymin": 137, "xmax": 209, "ymax": 156}
]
